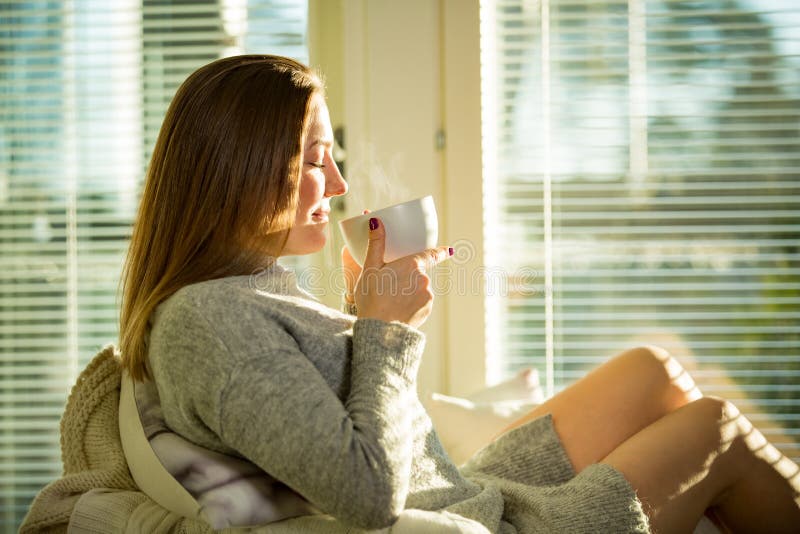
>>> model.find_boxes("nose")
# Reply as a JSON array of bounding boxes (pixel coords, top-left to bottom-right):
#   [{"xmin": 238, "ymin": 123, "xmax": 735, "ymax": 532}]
[{"xmin": 325, "ymin": 159, "xmax": 348, "ymax": 198}]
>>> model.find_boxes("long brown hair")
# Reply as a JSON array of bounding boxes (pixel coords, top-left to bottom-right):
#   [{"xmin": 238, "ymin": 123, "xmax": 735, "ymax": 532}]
[{"xmin": 120, "ymin": 55, "xmax": 323, "ymax": 380}]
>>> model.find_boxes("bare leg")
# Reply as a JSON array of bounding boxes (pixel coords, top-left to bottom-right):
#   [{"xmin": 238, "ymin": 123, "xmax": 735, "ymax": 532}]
[
  {"xmin": 502, "ymin": 345, "xmax": 702, "ymax": 471},
  {"xmin": 602, "ymin": 397, "xmax": 800, "ymax": 533},
  {"xmin": 499, "ymin": 346, "xmax": 800, "ymax": 531}
]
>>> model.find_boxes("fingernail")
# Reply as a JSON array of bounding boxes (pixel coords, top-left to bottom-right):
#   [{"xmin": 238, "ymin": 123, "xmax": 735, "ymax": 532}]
[
  {"xmin": 448, "ymin": 247, "xmax": 454, "ymax": 256},
  {"xmin": 369, "ymin": 217, "xmax": 378, "ymax": 231}
]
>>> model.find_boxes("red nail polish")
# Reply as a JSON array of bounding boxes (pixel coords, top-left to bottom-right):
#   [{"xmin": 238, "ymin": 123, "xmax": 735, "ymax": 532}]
[
  {"xmin": 369, "ymin": 218, "xmax": 378, "ymax": 230},
  {"xmin": 448, "ymin": 247, "xmax": 454, "ymax": 256}
]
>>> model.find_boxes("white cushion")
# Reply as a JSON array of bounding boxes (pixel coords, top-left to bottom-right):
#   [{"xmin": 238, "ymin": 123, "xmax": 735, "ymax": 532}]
[
  {"xmin": 464, "ymin": 368, "xmax": 544, "ymax": 405},
  {"xmin": 425, "ymin": 369, "xmax": 543, "ymax": 465},
  {"xmin": 426, "ymin": 393, "xmax": 537, "ymax": 466}
]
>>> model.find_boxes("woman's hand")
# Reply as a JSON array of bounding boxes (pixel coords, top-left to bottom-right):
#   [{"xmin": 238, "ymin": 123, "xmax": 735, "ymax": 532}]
[
  {"xmin": 353, "ymin": 216, "xmax": 453, "ymax": 329},
  {"xmin": 341, "ymin": 209, "xmax": 370, "ymax": 304},
  {"xmin": 341, "ymin": 246, "xmax": 361, "ymax": 305}
]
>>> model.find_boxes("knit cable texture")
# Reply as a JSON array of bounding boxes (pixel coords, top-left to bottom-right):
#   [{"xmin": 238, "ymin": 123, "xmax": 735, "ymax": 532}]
[{"xmin": 19, "ymin": 345, "xmax": 135, "ymax": 532}]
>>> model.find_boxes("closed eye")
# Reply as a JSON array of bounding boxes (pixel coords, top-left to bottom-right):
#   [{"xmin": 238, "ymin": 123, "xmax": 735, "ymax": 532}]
[{"xmin": 307, "ymin": 162, "xmax": 326, "ymax": 169}]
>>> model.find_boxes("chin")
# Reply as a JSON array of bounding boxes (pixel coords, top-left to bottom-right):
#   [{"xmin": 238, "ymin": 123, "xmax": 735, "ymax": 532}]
[{"xmin": 282, "ymin": 225, "xmax": 327, "ymax": 256}]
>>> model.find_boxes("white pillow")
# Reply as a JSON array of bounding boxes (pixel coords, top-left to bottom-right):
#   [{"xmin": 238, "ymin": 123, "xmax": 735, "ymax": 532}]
[
  {"xmin": 425, "ymin": 369, "xmax": 544, "ymax": 465},
  {"xmin": 465, "ymin": 368, "xmax": 544, "ymax": 405},
  {"xmin": 426, "ymin": 393, "xmax": 537, "ymax": 465},
  {"xmin": 425, "ymin": 368, "xmax": 543, "ymax": 465}
]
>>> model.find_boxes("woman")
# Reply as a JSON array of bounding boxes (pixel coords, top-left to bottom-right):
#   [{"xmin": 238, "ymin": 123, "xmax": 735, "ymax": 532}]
[{"xmin": 120, "ymin": 55, "xmax": 800, "ymax": 533}]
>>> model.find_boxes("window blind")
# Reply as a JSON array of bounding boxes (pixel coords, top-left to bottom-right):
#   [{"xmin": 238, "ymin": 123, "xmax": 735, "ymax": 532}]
[
  {"xmin": 0, "ymin": 1, "xmax": 308, "ymax": 528},
  {"xmin": 481, "ymin": 0, "xmax": 799, "ymax": 464}
]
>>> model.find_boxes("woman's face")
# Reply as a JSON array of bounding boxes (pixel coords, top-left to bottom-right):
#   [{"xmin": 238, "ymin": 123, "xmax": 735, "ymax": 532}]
[{"xmin": 281, "ymin": 95, "xmax": 348, "ymax": 256}]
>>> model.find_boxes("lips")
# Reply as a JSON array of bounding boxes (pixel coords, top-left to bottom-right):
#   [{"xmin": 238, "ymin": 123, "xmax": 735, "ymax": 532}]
[{"xmin": 311, "ymin": 208, "xmax": 330, "ymax": 222}]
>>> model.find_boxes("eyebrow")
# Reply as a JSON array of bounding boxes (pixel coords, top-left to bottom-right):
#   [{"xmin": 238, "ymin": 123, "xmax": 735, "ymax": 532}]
[{"xmin": 309, "ymin": 138, "xmax": 334, "ymax": 149}]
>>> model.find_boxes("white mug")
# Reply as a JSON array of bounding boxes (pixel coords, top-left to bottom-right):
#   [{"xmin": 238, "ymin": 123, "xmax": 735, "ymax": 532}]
[{"xmin": 338, "ymin": 196, "xmax": 438, "ymax": 266}]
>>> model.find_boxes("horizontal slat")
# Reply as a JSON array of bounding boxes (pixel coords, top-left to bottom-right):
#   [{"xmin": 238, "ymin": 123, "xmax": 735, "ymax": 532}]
[
  {"xmin": 504, "ymin": 321, "xmax": 800, "ymax": 330},
  {"xmin": 0, "ymin": 45, "xmax": 230, "ymax": 62},
  {"xmin": 504, "ymin": 223, "xmax": 800, "ymax": 235},
  {"xmin": 0, "ymin": 464, "xmax": 61, "ymax": 478},
  {"xmin": 510, "ymin": 283, "xmax": 800, "ymax": 293},
  {"xmin": 0, "ymin": 243, "xmax": 130, "ymax": 254},
  {"xmin": 0, "ymin": 419, "xmax": 67, "ymax": 432},
  {"xmin": 1, "ymin": 1, "xmax": 297, "ymax": 14},
  {"xmin": 500, "ymin": 352, "xmax": 800, "ymax": 365},
  {"xmin": 500, "ymin": 311, "xmax": 800, "ymax": 320},
  {"xmin": 0, "ymin": 490, "xmax": 60, "ymax": 504},
  {"xmin": 0, "ymin": 302, "xmax": 111, "ymax": 314},
  {"xmin": 496, "ymin": 138, "xmax": 800, "ymax": 151},
  {"xmin": 500, "ymin": 195, "xmax": 800, "ymax": 207},
  {"xmin": 0, "ymin": 407, "xmax": 67, "ymax": 418},
  {"xmin": 0, "ymin": 186, "xmax": 136, "ymax": 198},
  {"xmin": 0, "ymin": 278, "xmax": 122, "ymax": 289},
  {"xmin": 0, "ymin": 325, "xmax": 118, "ymax": 336},
  {"xmin": 503, "ymin": 169, "xmax": 800, "ymax": 179},
  {"xmin": 499, "ymin": 181, "xmax": 800, "ymax": 192},
  {"xmin": 495, "ymin": 57, "xmax": 800, "ymax": 73},
  {"xmin": 497, "ymin": 108, "xmax": 800, "ymax": 121},
  {"xmin": 646, "ymin": 7, "xmax": 799, "ymax": 20},
  {"xmin": 497, "ymin": 22, "xmax": 794, "ymax": 39},
  {"xmin": 503, "ymin": 339, "xmax": 800, "ymax": 349},
  {"xmin": 0, "ymin": 440, "xmax": 60, "ymax": 451},
  {"xmin": 0, "ymin": 363, "xmax": 85, "ymax": 374},
  {"xmin": 497, "ymin": 254, "xmax": 799, "ymax": 265},
  {"xmin": 0, "ymin": 263, "xmax": 123, "ymax": 273},
  {"xmin": 494, "ymin": 249, "xmax": 797, "ymax": 262},
  {"xmin": 501, "ymin": 267, "xmax": 800, "ymax": 277},
  {"xmin": 0, "ymin": 30, "xmax": 227, "ymax": 46}
]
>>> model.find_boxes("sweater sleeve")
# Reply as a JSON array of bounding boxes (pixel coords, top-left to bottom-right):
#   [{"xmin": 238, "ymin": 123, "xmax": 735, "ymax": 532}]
[{"xmin": 158, "ymin": 302, "xmax": 426, "ymax": 530}]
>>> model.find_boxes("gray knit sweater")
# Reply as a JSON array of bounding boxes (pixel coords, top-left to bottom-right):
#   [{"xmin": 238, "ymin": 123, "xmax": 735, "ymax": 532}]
[{"xmin": 147, "ymin": 263, "xmax": 649, "ymax": 533}]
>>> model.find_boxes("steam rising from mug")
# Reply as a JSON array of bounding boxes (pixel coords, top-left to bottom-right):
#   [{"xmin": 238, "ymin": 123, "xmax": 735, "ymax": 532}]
[{"xmin": 338, "ymin": 196, "xmax": 438, "ymax": 266}]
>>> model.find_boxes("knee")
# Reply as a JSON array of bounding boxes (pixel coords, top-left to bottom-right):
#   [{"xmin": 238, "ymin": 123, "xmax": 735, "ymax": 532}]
[
  {"xmin": 618, "ymin": 345, "xmax": 701, "ymax": 404},
  {"xmin": 686, "ymin": 396, "xmax": 747, "ymax": 443},
  {"xmin": 621, "ymin": 345, "xmax": 673, "ymax": 370},
  {"xmin": 618, "ymin": 345, "xmax": 677, "ymax": 382},
  {"xmin": 688, "ymin": 396, "xmax": 741, "ymax": 426},
  {"xmin": 673, "ymin": 397, "xmax": 756, "ymax": 479}
]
